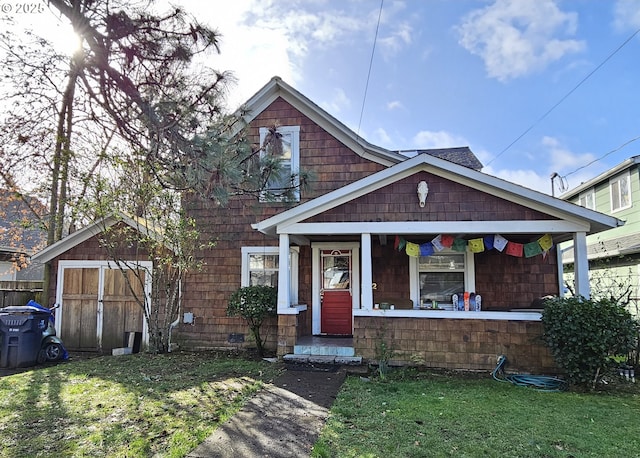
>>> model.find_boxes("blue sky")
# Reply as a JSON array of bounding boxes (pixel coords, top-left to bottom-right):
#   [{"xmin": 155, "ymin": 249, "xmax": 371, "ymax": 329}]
[
  {"xmin": 13, "ymin": 0, "xmax": 640, "ymax": 195},
  {"xmin": 191, "ymin": 0, "xmax": 640, "ymax": 195}
]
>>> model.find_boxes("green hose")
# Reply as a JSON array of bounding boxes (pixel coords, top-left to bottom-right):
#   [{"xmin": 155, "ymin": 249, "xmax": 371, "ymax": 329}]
[{"xmin": 492, "ymin": 355, "xmax": 567, "ymax": 392}]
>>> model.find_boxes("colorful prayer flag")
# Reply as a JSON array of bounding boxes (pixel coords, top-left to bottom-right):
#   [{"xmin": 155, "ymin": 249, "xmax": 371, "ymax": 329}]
[
  {"xmin": 420, "ymin": 243, "xmax": 434, "ymax": 256},
  {"xmin": 524, "ymin": 241, "xmax": 543, "ymax": 258},
  {"xmin": 468, "ymin": 238, "xmax": 485, "ymax": 253},
  {"xmin": 452, "ymin": 238, "xmax": 467, "ymax": 252},
  {"xmin": 505, "ymin": 241, "xmax": 524, "ymax": 257},
  {"xmin": 440, "ymin": 234, "xmax": 454, "ymax": 248},
  {"xmin": 405, "ymin": 242, "xmax": 420, "ymax": 257},
  {"xmin": 431, "ymin": 235, "xmax": 445, "ymax": 252},
  {"xmin": 493, "ymin": 234, "xmax": 508, "ymax": 252},
  {"xmin": 483, "ymin": 235, "xmax": 494, "ymax": 250},
  {"xmin": 538, "ymin": 234, "xmax": 553, "ymax": 251}
]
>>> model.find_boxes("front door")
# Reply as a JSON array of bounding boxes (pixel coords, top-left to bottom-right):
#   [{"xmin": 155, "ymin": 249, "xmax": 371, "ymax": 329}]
[{"xmin": 320, "ymin": 250, "xmax": 352, "ymax": 335}]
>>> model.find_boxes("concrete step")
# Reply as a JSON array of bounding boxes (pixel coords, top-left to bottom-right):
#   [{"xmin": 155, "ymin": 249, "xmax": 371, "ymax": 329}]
[
  {"xmin": 283, "ymin": 354, "xmax": 362, "ymax": 365},
  {"xmin": 293, "ymin": 344, "xmax": 355, "ymax": 357}
]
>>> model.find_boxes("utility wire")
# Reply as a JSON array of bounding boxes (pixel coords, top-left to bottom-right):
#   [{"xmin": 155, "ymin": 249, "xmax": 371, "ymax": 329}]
[
  {"xmin": 564, "ymin": 135, "xmax": 640, "ymax": 178},
  {"xmin": 357, "ymin": 0, "xmax": 384, "ymax": 140},
  {"xmin": 487, "ymin": 25, "xmax": 640, "ymax": 167}
]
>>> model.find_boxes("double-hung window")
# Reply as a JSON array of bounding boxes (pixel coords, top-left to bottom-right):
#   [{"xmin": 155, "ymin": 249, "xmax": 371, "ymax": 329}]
[
  {"xmin": 241, "ymin": 247, "xmax": 299, "ymax": 303},
  {"xmin": 610, "ymin": 172, "xmax": 631, "ymax": 212},
  {"xmin": 259, "ymin": 126, "xmax": 300, "ymax": 202},
  {"xmin": 409, "ymin": 249, "xmax": 475, "ymax": 308}
]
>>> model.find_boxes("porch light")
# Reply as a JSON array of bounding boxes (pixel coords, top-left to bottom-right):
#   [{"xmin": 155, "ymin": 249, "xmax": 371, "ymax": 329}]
[{"xmin": 417, "ymin": 181, "xmax": 429, "ymax": 207}]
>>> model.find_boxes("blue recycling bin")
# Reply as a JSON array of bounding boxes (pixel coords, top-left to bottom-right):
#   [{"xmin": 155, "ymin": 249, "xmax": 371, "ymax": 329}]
[{"xmin": 0, "ymin": 305, "xmax": 49, "ymax": 368}]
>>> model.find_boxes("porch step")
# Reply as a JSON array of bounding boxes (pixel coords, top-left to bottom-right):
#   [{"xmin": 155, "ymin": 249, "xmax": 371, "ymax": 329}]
[
  {"xmin": 283, "ymin": 354, "xmax": 362, "ymax": 365},
  {"xmin": 293, "ymin": 343, "xmax": 355, "ymax": 357}
]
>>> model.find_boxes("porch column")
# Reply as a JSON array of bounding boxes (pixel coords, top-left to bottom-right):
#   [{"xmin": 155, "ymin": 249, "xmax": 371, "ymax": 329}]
[
  {"xmin": 277, "ymin": 233, "xmax": 291, "ymax": 312},
  {"xmin": 361, "ymin": 233, "xmax": 373, "ymax": 310},
  {"xmin": 573, "ymin": 231, "xmax": 590, "ymax": 299}
]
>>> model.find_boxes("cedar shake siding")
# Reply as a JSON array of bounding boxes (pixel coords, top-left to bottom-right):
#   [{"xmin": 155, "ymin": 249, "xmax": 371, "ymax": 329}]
[
  {"xmin": 304, "ymin": 171, "xmax": 558, "ymax": 224},
  {"xmin": 178, "ymin": 97, "xmax": 384, "ymax": 350},
  {"xmin": 250, "ymin": 97, "xmax": 385, "ymax": 200}
]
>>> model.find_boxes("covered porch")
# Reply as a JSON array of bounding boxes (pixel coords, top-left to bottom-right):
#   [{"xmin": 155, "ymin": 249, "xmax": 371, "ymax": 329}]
[{"xmin": 252, "ymin": 154, "xmax": 622, "ymax": 371}]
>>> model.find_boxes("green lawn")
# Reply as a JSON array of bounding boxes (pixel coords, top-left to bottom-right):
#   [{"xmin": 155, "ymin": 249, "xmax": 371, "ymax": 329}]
[
  {"xmin": 0, "ymin": 352, "xmax": 281, "ymax": 458},
  {"xmin": 313, "ymin": 369, "xmax": 640, "ymax": 458},
  {"xmin": 2, "ymin": 354, "xmax": 639, "ymax": 458}
]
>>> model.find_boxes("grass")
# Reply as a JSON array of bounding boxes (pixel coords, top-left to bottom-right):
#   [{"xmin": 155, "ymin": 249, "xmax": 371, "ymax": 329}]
[
  {"xmin": 0, "ymin": 351, "xmax": 281, "ymax": 457},
  {"xmin": 312, "ymin": 369, "xmax": 640, "ymax": 458}
]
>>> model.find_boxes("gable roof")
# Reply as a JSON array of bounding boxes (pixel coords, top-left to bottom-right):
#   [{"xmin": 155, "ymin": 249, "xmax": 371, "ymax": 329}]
[
  {"xmin": 253, "ymin": 152, "xmax": 622, "ymax": 240},
  {"xmin": 238, "ymin": 77, "xmax": 401, "ymax": 166},
  {"xmin": 237, "ymin": 77, "xmax": 482, "ymax": 170},
  {"xmin": 31, "ymin": 214, "xmax": 170, "ymax": 264}
]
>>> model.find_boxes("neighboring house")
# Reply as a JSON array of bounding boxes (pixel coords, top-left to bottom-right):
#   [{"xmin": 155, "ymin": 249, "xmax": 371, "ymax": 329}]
[
  {"xmin": 559, "ymin": 156, "xmax": 640, "ymax": 315},
  {"xmin": 0, "ymin": 190, "xmax": 47, "ymax": 306},
  {"xmin": 174, "ymin": 77, "xmax": 621, "ymax": 373}
]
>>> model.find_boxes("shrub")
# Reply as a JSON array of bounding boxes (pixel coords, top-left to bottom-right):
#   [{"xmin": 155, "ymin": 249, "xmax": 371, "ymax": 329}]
[
  {"xmin": 227, "ymin": 285, "xmax": 277, "ymax": 357},
  {"xmin": 541, "ymin": 296, "xmax": 638, "ymax": 388}
]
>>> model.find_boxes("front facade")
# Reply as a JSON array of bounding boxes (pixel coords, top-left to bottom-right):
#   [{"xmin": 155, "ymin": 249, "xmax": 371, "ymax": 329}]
[
  {"xmin": 177, "ymin": 77, "xmax": 621, "ymax": 373},
  {"xmin": 560, "ymin": 156, "xmax": 640, "ymax": 316}
]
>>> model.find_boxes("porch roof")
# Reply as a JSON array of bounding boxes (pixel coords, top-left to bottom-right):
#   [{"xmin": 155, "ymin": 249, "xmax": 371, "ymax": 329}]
[{"xmin": 253, "ymin": 153, "xmax": 623, "ymax": 242}]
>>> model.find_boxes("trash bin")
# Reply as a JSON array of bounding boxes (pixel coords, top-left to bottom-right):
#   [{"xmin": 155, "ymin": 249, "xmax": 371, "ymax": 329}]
[{"xmin": 0, "ymin": 305, "xmax": 49, "ymax": 368}]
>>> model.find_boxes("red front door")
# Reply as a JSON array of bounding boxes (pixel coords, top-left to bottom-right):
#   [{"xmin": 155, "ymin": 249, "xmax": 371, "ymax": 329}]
[{"xmin": 320, "ymin": 250, "xmax": 352, "ymax": 335}]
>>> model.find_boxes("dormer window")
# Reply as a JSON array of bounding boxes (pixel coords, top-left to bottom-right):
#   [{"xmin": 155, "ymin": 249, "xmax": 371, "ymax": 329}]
[{"xmin": 259, "ymin": 126, "xmax": 300, "ymax": 202}]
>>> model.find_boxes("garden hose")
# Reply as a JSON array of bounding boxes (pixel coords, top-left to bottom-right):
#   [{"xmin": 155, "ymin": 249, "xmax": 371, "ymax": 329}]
[{"xmin": 492, "ymin": 355, "xmax": 567, "ymax": 392}]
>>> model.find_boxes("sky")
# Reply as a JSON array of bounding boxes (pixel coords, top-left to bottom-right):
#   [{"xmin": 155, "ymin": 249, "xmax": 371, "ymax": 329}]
[{"xmin": 9, "ymin": 0, "xmax": 640, "ymax": 196}]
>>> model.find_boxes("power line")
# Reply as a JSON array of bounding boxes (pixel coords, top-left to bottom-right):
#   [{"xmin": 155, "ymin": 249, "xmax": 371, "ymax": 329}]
[
  {"xmin": 564, "ymin": 135, "xmax": 640, "ymax": 178},
  {"xmin": 487, "ymin": 25, "xmax": 640, "ymax": 167},
  {"xmin": 357, "ymin": 0, "xmax": 384, "ymax": 140}
]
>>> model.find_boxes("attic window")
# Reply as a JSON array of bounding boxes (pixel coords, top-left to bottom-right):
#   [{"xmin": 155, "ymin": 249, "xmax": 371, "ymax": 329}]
[{"xmin": 259, "ymin": 126, "xmax": 300, "ymax": 202}]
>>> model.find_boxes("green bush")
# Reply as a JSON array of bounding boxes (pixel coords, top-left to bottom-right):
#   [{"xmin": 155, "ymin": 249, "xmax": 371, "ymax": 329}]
[
  {"xmin": 541, "ymin": 296, "xmax": 638, "ymax": 387},
  {"xmin": 227, "ymin": 285, "xmax": 277, "ymax": 357}
]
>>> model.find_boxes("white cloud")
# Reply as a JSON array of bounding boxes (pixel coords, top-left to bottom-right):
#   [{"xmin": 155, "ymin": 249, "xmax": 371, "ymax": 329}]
[
  {"xmin": 541, "ymin": 136, "xmax": 597, "ymax": 172},
  {"xmin": 387, "ymin": 100, "xmax": 404, "ymax": 110},
  {"xmin": 412, "ymin": 130, "xmax": 469, "ymax": 149},
  {"xmin": 319, "ymin": 88, "xmax": 351, "ymax": 115},
  {"xmin": 483, "ymin": 166, "xmax": 552, "ymax": 194},
  {"xmin": 373, "ymin": 127, "xmax": 393, "ymax": 147},
  {"xmin": 378, "ymin": 22, "xmax": 414, "ymax": 56},
  {"xmin": 613, "ymin": 0, "xmax": 640, "ymax": 32},
  {"xmin": 456, "ymin": 0, "xmax": 585, "ymax": 81}
]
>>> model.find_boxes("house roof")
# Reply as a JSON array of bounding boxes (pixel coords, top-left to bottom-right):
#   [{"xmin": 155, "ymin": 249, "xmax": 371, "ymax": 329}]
[
  {"xmin": 561, "ymin": 232, "xmax": 640, "ymax": 263},
  {"xmin": 237, "ymin": 77, "xmax": 483, "ymax": 170},
  {"xmin": 0, "ymin": 190, "xmax": 47, "ymax": 255},
  {"xmin": 560, "ymin": 156, "xmax": 640, "ymax": 199},
  {"xmin": 31, "ymin": 214, "xmax": 170, "ymax": 264},
  {"xmin": 238, "ymin": 77, "xmax": 399, "ymax": 165},
  {"xmin": 396, "ymin": 147, "xmax": 483, "ymax": 171},
  {"xmin": 253, "ymin": 152, "xmax": 623, "ymax": 240}
]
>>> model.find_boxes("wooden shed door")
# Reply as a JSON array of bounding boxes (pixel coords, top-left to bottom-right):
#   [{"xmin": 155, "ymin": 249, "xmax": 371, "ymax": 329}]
[
  {"xmin": 60, "ymin": 265, "xmax": 145, "ymax": 353},
  {"xmin": 101, "ymin": 269, "xmax": 145, "ymax": 352},
  {"xmin": 61, "ymin": 268, "xmax": 99, "ymax": 350}
]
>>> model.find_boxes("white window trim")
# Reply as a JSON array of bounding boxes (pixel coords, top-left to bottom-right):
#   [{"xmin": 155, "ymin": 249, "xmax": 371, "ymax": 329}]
[
  {"xmin": 409, "ymin": 249, "xmax": 475, "ymax": 308},
  {"xmin": 578, "ymin": 188, "xmax": 596, "ymax": 210},
  {"xmin": 258, "ymin": 125, "xmax": 300, "ymax": 202},
  {"xmin": 610, "ymin": 171, "xmax": 632, "ymax": 213},
  {"xmin": 241, "ymin": 246, "xmax": 299, "ymax": 304}
]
